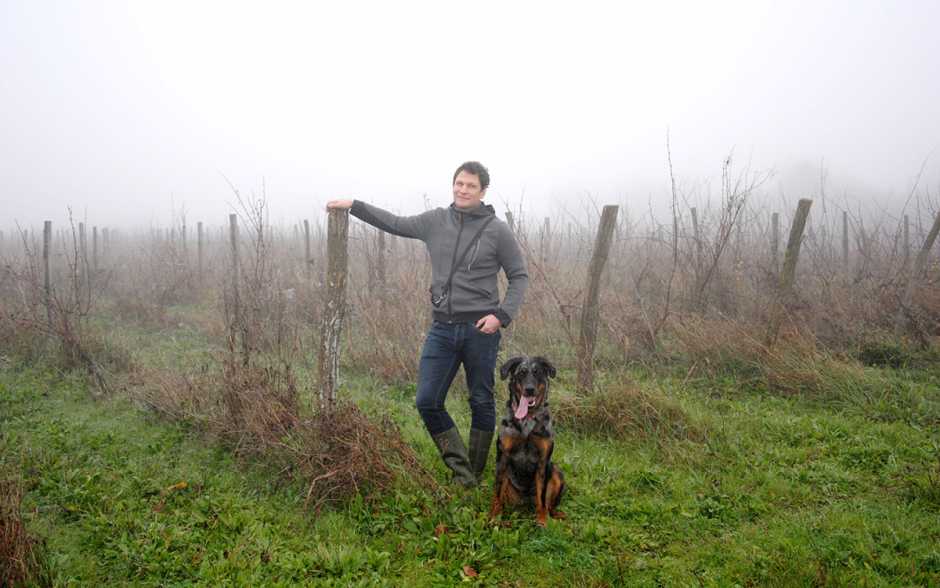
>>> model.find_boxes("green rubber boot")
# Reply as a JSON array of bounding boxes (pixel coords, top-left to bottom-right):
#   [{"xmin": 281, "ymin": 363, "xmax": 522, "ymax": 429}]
[
  {"xmin": 431, "ymin": 427, "xmax": 477, "ymax": 488},
  {"xmin": 468, "ymin": 428, "xmax": 494, "ymax": 483}
]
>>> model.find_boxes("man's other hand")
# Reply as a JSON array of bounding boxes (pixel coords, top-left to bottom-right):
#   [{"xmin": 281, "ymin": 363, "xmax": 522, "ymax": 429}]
[{"xmin": 475, "ymin": 314, "xmax": 501, "ymax": 334}]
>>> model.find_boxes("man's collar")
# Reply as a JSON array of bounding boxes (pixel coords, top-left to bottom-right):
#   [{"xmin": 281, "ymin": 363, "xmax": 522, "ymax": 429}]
[{"xmin": 450, "ymin": 202, "xmax": 495, "ymax": 216}]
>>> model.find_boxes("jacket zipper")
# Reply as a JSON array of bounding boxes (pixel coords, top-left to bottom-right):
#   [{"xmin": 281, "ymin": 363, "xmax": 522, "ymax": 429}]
[{"xmin": 446, "ymin": 213, "xmax": 464, "ymax": 319}]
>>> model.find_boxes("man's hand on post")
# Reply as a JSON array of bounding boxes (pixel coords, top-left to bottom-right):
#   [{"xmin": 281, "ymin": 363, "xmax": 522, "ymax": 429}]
[
  {"xmin": 326, "ymin": 199, "xmax": 353, "ymax": 211},
  {"xmin": 475, "ymin": 314, "xmax": 501, "ymax": 334}
]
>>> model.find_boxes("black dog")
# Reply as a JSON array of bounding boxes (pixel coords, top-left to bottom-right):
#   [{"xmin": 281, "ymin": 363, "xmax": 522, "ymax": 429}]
[{"xmin": 490, "ymin": 356, "xmax": 565, "ymax": 527}]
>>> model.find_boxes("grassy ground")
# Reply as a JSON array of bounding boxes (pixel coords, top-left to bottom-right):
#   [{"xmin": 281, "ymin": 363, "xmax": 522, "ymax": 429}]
[{"xmin": 3, "ymin": 316, "xmax": 940, "ymax": 586}]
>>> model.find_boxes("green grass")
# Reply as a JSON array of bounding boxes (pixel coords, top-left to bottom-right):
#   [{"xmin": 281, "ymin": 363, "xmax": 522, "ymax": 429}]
[{"xmin": 3, "ymin": 319, "xmax": 940, "ymax": 585}]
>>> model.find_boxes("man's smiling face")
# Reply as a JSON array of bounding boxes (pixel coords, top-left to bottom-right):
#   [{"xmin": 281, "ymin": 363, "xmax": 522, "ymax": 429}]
[{"xmin": 452, "ymin": 170, "xmax": 485, "ymax": 210}]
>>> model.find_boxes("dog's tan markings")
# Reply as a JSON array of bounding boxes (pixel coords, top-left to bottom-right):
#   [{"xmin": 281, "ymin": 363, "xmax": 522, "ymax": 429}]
[
  {"xmin": 531, "ymin": 435, "xmax": 554, "ymax": 526},
  {"xmin": 490, "ymin": 434, "xmax": 524, "ymax": 520},
  {"xmin": 546, "ymin": 468, "xmax": 566, "ymax": 520},
  {"xmin": 490, "ymin": 475, "xmax": 520, "ymax": 519}
]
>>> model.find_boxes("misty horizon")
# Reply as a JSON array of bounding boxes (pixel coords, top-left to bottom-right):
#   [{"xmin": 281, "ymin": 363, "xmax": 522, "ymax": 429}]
[{"xmin": 2, "ymin": 0, "xmax": 939, "ymax": 232}]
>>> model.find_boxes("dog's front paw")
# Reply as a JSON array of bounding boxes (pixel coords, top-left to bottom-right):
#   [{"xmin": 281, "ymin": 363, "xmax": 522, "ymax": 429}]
[{"xmin": 489, "ymin": 501, "xmax": 503, "ymax": 520}]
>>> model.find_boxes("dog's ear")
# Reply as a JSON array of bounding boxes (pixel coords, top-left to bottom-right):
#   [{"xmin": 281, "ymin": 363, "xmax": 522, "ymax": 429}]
[
  {"xmin": 499, "ymin": 356, "xmax": 525, "ymax": 380},
  {"xmin": 533, "ymin": 356, "xmax": 556, "ymax": 379}
]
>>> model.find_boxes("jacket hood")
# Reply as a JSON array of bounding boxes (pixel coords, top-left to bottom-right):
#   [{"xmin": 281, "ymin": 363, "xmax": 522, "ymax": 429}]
[{"xmin": 449, "ymin": 202, "xmax": 496, "ymax": 218}]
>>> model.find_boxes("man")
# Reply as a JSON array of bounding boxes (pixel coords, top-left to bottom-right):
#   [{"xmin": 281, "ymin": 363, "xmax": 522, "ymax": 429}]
[{"xmin": 326, "ymin": 161, "xmax": 528, "ymax": 487}]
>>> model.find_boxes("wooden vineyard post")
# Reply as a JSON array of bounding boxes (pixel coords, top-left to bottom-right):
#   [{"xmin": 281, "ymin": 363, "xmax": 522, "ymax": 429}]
[
  {"xmin": 767, "ymin": 199, "xmax": 812, "ymax": 345},
  {"xmin": 576, "ymin": 205, "xmax": 618, "ymax": 394},
  {"xmin": 539, "ymin": 217, "xmax": 550, "ymax": 266},
  {"xmin": 197, "ymin": 221, "xmax": 204, "ymax": 280},
  {"xmin": 903, "ymin": 215, "xmax": 911, "ymax": 272},
  {"xmin": 842, "ymin": 210, "xmax": 849, "ymax": 273},
  {"xmin": 228, "ymin": 214, "xmax": 247, "ymax": 364},
  {"xmin": 303, "ymin": 219, "xmax": 312, "ymax": 279},
  {"xmin": 691, "ymin": 207, "xmax": 702, "ymax": 274},
  {"xmin": 78, "ymin": 222, "xmax": 88, "ymax": 292},
  {"xmin": 770, "ymin": 212, "xmax": 779, "ymax": 273},
  {"xmin": 779, "ymin": 199, "xmax": 813, "ymax": 294},
  {"xmin": 181, "ymin": 220, "xmax": 188, "ymax": 261},
  {"xmin": 43, "ymin": 221, "xmax": 53, "ymax": 330},
  {"xmin": 318, "ymin": 209, "xmax": 349, "ymax": 410},
  {"xmin": 895, "ymin": 210, "xmax": 940, "ymax": 340},
  {"xmin": 374, "ymin": 228, "xmax": 386, "ymax": 292}
]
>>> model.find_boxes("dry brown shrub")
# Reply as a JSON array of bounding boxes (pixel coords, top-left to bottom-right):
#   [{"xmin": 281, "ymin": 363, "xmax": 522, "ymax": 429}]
[
  {"xmin": 670, "ymin": 315, "xmax": 886, "ymax": 399},
  {"xmin": 910, "ymin": 283, "xmax": 940, "ymax": 340},
  {"xmin": 1, "ymin": 474, "xmax": 50, "ymax": 588},
  {"xmin": 670, "ymin": 315, "xmax": 766, "ymax": 379},
  {"xmin": 553, "ymin": 383, "xmax": 706, "ymax": 443},
  {"xmin": 290, "ymin": 402, "xmax": 440, "ymax": 511},
  {"xmin": 215, "ymin": 361, "xmax": 439, "ymax": 508},
  {"xmin": 131, "ymin": 367, "xmax": 219, "ymax": 425},
  {"xmin": 760, "ymin": 341, "xmax": 887, "ymax": 400},
  {"xmin": 216, "ymin": 360, "xmax": 301, "ymax": 455},
  {"xmin": 109, "ymin": 297, "xmax": 170, "ymax": 328},
  {"xmin": 134, "ymin": 358, "xmax": 439, "ymax": 511}
]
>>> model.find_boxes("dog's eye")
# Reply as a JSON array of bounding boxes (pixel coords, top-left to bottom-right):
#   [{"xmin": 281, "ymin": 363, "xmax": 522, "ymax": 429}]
[{"xmin": 517, "ymin": 368, "xmax": 527, "ymax": 377}]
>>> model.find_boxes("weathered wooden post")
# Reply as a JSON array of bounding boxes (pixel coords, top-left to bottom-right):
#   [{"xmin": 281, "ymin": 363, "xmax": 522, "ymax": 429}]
[
  {"xmin": 766, "ymin": 199, "xmax": 812, "ymax": 344},
  {"xmin": 78, "ymin": 222, "xmax": 90, "ymax": 294},
  {"xmin": 78, "ymin": 222, "xmax": 86, "ymax": 258},
  {"xmin": 303, "ymin": 219, "xmax": 312, "ymax": 278},
  {"xmin": 228, "ymin": 214, "xmax": 246, "ymax": 363},
  {"xmin": 318, "ymin": 209, "xmax": 349, "ymax": 409},
  {"xmin": 92, "ymin": 226, "xmax": 99, "ymax": 272},
  {"xmin": 916, "ymin": 212, "xmax": 940, "ymax": 279},
  {"xmin": 841, "ymin": 210, "xmax": 849, "ymax": 270},
  {"xmin": 733, "ymin": 214, "xmax": 744, "ymax": 266},
  {"xmin": 197, "ymin": 221, "xmax": 205, "ymax": 280},
  {"xmin": 779, "ymin": 199, "xmax": 813, "ymax": 293},
  {"xmin": 770, "ymin": 212, "xmax": 779, "ymax": 273},
  {"xmin": 691, "ymin": 207, "xmax": 702, "ymax": 273},
  {"xmin": 577, "ymin": 205, "xmax": 619, "ymax": 394},
  {"xmin": 539, "ymin": 217, "xmax": 550, "ymax": 266},
  {"xmin": 43, "ymin": 221, "xmax": 53, "ymax": 330},
  {"xmin": 903, "ymin": 215, "xmax": 911, "ymax": 272},
  {"xmin": 895, "ymin": 210, "xmax": 940, "ymax": 338},
  {"xmin": 375, "ymin": 228, "xmax": 386, "ymax": 291}
]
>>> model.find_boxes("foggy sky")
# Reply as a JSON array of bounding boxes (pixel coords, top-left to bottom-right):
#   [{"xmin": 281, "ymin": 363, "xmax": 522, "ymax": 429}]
[{"xmin": 2, "ymin": 0, "xmax": 939, "ymax": 231}]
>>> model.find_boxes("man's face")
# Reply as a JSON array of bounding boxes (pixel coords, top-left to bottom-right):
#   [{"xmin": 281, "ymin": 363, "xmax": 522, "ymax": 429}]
[{"xmin": 452, "ymin": 171, "xmax": 486, "ymax": 210}]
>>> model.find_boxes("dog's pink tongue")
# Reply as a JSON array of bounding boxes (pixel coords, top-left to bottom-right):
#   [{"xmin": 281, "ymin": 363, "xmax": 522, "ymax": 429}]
[{"xmin": 514, "ymin": 397, "xmax": 532, "ymax": 420}]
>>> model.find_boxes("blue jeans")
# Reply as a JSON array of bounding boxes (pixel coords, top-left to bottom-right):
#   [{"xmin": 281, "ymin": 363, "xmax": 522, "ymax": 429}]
[{"xmin": 415, "ymin": 321, "xmax": 501, "ymax": 436}]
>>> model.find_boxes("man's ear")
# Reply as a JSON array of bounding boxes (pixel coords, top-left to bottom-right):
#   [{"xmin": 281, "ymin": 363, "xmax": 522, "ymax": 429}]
[
  {"xmin": 533, "ymin": 356, "xmax": 556, "ymax": 379},
  {"xmin": 499, "ymin": 356, "xmax": 525, "ymax": 380}
]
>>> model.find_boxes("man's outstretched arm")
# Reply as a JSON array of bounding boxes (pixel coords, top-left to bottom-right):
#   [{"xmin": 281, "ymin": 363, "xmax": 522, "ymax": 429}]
[{"xmin": 326, "ymin": 199, "xmax": 435, "ymax": 240}]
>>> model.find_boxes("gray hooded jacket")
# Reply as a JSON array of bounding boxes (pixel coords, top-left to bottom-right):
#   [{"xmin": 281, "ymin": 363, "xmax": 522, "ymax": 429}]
[{"xmin": 350, "ymin": 200, "xmax": 528, "ymax": 326}]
